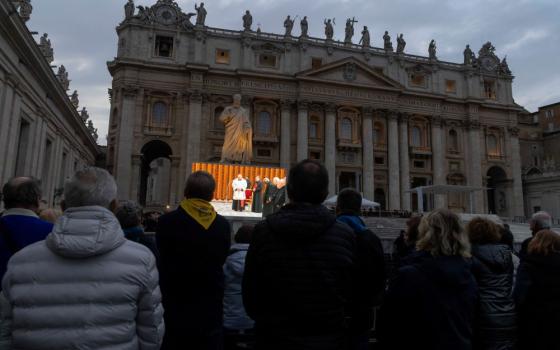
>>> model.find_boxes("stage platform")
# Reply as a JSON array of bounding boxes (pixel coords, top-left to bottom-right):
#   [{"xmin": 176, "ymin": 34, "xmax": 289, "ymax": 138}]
[{"xmin": 211, "ymin": 200, "xmax": 263, "ymax": 218}]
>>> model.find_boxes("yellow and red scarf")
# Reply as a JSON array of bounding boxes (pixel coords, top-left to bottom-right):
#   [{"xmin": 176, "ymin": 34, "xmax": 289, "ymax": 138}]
[{"xmin": 180, "ymin": 198, "xmax": 217, "ymax": 230}]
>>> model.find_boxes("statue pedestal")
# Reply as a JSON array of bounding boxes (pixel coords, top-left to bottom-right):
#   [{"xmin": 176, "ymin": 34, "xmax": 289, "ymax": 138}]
[{"xmin": 192, "ymin": 162, "xmax": 286, "ymax": 201}]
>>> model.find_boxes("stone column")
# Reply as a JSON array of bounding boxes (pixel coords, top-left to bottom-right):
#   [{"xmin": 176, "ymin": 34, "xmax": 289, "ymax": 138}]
[
  {"xmin": 185, "ymin": 92, "xmax": 203, "ymax": 176},
  {"xmin": 509, "ymin": 127, "xmax": 525, "ymax": 218},
  {"xmin": 280, "ymin": 100, "xmax": 292, "ymax": 169},
  {"xmin": 387, "ymin": 111, "xmax": 401, "ymax": 210},
  {"xmin": 431, "ymin": 115, "xmax": 447, "ymax": 209},
  {"xmin": 116, "ymin": 87, "xmax": 137, "ymax": 200},
  {"xmin": 399, "ymin": 113, "xmax": 411, "ymax": 211},
  {"xmin": 2, "ymin": 90, "xmax": 22, "ymax": 183},
  {"xmin": 130, "ymin": 154, "xmax": 142, "ymax": 203},
  {"xmin": 362, "ymin": 107, "xmax": 375, "ymax": 200},
  {"xmin": 178, "ymin": 92, "xmax": 190, "ymax": 192},
  {"xmin": 467, "ymin": 116, "xmax": 484, "ymax": 213},
  {"xmin": 325, "ymin": 103, "xmax": 337, "ymax": 195},
  {"xmin": 168, "ymin": 155, "xmax": 180, "ymax": 205},
  {"xmin": 297, "ymin": 100, "xmax": 309, "ymax": 161}
]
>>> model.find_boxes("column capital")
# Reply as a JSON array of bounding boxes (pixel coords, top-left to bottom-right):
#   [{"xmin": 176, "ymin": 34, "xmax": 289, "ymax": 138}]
[
  {"xmin": 466, "ymin": 120, "xmax": 481, "ymax": 130},
  {"xmin": 398, "ymin": 112, "xmax": 410, "ymax": 123},
  {"xmin": 387, "ymin": 110, "xmax": 399, "ymax": 121},
  {"xmin": 431, "ymin": 115, "xmax": 444, "ymax": 127},
  {"xmin": 297, "ymin": 100, "xmax": 310, "ymax": 110},
  {"xmin": 241, "ymin": 95, "xmax": 252, "ymax": 107},
  {"xmin": 122, "ymin": 86, "xmax": 138, "ymax": 98},
  {"xmin": 280, "ymin": 99, "xmax": 294, "ymax": 111},
  {"xmin": 131, "ymin": 154, "xmax": 142, "ymax": 166},
  {"xmin": 189, "ymin": 91, "xmax": 203, "ymax": 104},
  {"xmin": 508, "ymin": 126, "xmax": 520, "ymax": 137},
  {"xmin": 325, "ymin": 103, "xmax": 337, "ymax": 113},
  {"xmin": 362, "ymin": 106, "xmax": 374, "ymax": 117}
]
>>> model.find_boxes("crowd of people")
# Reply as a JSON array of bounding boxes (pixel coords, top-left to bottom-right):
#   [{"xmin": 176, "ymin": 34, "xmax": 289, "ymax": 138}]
[
  {"xmin": 231, "ymin": 174, "xmax": 287, "ymax": 216},
  {"xmin": 0, "ymin": 160, "xmax": 558, "ymax": 350}
]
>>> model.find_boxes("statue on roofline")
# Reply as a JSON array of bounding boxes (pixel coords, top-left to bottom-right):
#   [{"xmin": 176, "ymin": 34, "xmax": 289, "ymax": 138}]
[{"xmin": 396, "ymin": 34, "xmax": 406, "ymax": 54}]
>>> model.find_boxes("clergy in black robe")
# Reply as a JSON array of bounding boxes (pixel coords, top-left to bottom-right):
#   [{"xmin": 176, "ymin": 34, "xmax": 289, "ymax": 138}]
[
  {"xmin": 262, "ymin": 177, "xmax": 278, "ymax": 217},
  {"xmin": 251, "ymin": 176, "xmax": 263, "ymax": 213},
  {"xmin": 272, "ymin": 178, "xmax": 287, "ymax": 213}
]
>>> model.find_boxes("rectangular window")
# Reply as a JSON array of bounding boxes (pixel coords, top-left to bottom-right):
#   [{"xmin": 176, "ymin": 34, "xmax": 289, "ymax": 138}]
[
  {"xmin": 309, "ymin": 123, "xmax": 318, "ymax": 139},
  {"xmin": 484, "ymin": 80, "xmax": 496, "ymax": 100},
  {"xmin": 258, "ymin": 54, "xmax": 277, "ymax": 68},
  {"xmin": 413, "ymin": 160, "xmax": 425, "ymax": 169},
  {"xmin": 375, "ymin": 157, "xmax": 385, "ymax": 165},
  {"xmin": 449, "ymin": 161, "xmax": 460, "ymax": 171},
  {"xmin": 155, "ymin": 35, "xmax": 174, "ymax": 57},
  {"xmin": 257, "ymin": 149, "xmax": 272, "ymax": 158},
  {"xmin": 445, "ymin": 80, "xmax": 456, "ymax": 93},
  {"xmin": 312, "ymin": 58, "xmax": 322, "ymax": 69},
  {"xmin": 410, "ymin": 74, "xmax": 426, "ymax": 87},
  {"xmin": 215, "ymin": 49, "xmax": 230, "ymax": 65},
  {"xmin": 14, "ymin": 119, "xmax": 31, "ymax": 176},
  {"xmin": 309, "ymin": 151, "xmax": 321, "ymax": 160},
  {"xmin": 59, "ymin": 152, "xmax": 67, "ymax": 188}
]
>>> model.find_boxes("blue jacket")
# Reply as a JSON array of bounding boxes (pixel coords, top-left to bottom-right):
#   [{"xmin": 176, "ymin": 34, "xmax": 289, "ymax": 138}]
[
  {"xmin": 0, "ymin": 209, "xmax": 53, "ymax": 287},
  {"xmin": 223, "ymin": 243, "xmax": 254, "ymax": 330}
]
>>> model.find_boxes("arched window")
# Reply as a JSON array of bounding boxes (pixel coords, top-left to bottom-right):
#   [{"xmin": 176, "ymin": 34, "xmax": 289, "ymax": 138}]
[
  {"xmin": 411, "ymin": 126, "xmax": 422, "ymax": 147},
  {"xmin": 488, "ymin": 134, "xmax": 498, "ymax": 155},
  {"xmin": 448, "ymin": 129, "xmax": 459, "ymax": 151},
  {"xmin": 214, "ymin": 106, "xmax": 224, "ymax": 130},
  {"xmin": 152, "ymin": 102, "xmax": 168, "ymax": 126},
  {"xmin": 257, "ymin": 111, "xmax": 272, "ymax": 136},
  {"xmin": 340, "ymin": 118, "xmax": 352, "ymax": 141}
]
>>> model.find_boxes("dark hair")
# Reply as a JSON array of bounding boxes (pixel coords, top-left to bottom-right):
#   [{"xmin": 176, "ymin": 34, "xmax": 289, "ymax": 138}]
[
  {"xmin": 114, "ymin": 200, "xmax": 142, "ymax": 229},
  {"xmin": 235, "ymin": 224, "xmax": 254, "ymax": 244},
  {"xmin": 336, "ymin": 188, "xmax": 362, "ymax": 216},
  {"xmin": 287, "ymin": 159, "xmax": 328, "ymax": 204},
  {"xmin": 405, "ymin": 216, "xmax": 422, "ymax": 244},
  {"xmin": 467, "ymin": 217, "xmax": 501, "ymax": 245},
  {"xmin": 184, "ymin": 171, "xmax": 216, "ymax": 201},
  {"xmin": 2, "ymin": 177, "xmax": 42, "ymax": 210}
]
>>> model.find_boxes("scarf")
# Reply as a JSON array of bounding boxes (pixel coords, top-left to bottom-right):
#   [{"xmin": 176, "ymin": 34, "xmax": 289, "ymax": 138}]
[{"xmin": 180, "ymin": 198, "xmax": 217, "ymax": 230}]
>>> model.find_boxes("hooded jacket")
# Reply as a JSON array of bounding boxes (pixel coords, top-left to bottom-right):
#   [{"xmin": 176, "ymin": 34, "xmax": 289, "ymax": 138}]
[
  {"xmin": 223, "ymin": 243, "xmax": 254, "ymax": 330},
  {"xmin": 1, "ymin": 206, "xmax": 164, "ymax": 350},
  {"xmin": 242, "ymin": 203, "xmax": 356, "ymax": 350},
  {"xmin": 378, "ymin": 251, "xmax": 477, "ymax": 350},
  {"xmin": 471, "ymin": 244, "xmax": 516, "ymax": 349}
]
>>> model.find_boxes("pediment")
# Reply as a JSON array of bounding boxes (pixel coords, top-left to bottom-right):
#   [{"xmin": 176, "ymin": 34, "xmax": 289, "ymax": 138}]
[{"xmin": 296, "ymin": 57, "xmax": 403, "ymax": 90}]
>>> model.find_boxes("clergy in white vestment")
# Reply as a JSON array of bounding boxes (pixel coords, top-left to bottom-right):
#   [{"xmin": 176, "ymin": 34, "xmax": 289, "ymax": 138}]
[{"xmin": 232, "ymin": 174, "xmax": 247, "ymax": 211}]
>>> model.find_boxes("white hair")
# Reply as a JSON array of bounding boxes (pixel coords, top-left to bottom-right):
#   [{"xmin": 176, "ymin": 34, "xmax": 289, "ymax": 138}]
[
  {"xmin": 64, "ymin": 167, "xmax": 117, "ymax": 209},
  {"xmin": 531, "ymin": 211, "xmax": 552, "ymax": 230}
]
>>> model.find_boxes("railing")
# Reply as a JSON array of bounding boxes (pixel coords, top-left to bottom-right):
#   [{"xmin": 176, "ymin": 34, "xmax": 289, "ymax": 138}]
[{"xmin": 204, "ymin": 26, "xmax": 466, "ymax": 69}]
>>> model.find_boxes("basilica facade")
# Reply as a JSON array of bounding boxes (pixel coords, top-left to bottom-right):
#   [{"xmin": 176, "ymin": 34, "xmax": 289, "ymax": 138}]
[
  {"xmin": 0, "ymin": 1, "xmax": 99, "ymax": 207},
  {"xmin": 107, "ymin": 0, "xmax": 525, "ymax": 218}
]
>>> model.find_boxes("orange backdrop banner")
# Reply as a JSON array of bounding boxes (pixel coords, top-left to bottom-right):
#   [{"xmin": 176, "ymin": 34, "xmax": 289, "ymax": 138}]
[{"xmin": 192, "ymin": 163, "xmax": 286, "ymax": 201}]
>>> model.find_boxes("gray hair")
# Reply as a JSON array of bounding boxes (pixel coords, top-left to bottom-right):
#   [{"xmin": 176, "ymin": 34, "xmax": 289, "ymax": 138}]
[
  {"xmin": 114, "ymin": 200, "xmax": 142, "ymax": 229},
  {"xmin": 64, "ymin": 167, "xmax": 117, "ymax": 209},
  {"xmin": 531, "ymin": 211, "xmax": 552, "ymax": 230}
]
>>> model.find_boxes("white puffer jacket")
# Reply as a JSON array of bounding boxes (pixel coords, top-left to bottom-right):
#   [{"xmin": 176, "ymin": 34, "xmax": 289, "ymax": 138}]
[{"xmin": 1, "ymin": 206, "xmax": 164, "ymax": 350}]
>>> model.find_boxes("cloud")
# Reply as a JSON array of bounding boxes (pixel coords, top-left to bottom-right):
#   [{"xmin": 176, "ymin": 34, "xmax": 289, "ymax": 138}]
[
  {"xmin": 502, "ymin": 29, "xmax": 549, "ymax": 53},
  {"xmin": 26, "ymin": 0, "xmax": 560, "ymax": 145}
]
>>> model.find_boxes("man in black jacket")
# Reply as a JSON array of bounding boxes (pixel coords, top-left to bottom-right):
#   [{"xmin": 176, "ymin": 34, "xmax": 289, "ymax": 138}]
[
  {"xmin": 157, "ymin": 171, "xmax": 231, "ymax": 350},
  {"xmin": 243, "ymin": 160, "xmax": 359, "ymax": 350},
  {"xmin": 336, "ymin": 189, "xmax": 386, "ymax": 350}
]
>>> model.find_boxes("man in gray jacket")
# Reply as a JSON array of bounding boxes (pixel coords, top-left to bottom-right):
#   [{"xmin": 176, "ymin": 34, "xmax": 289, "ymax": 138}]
[{"xmin": 0, "ymin": 167, "xmax": 164, "ymax": 350}]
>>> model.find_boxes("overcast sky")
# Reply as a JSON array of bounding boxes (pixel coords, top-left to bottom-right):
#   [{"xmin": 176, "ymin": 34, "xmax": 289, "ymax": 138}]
[{"xmin": 28, "ymin": 0, "xmax": 560, "ymax": 145}]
